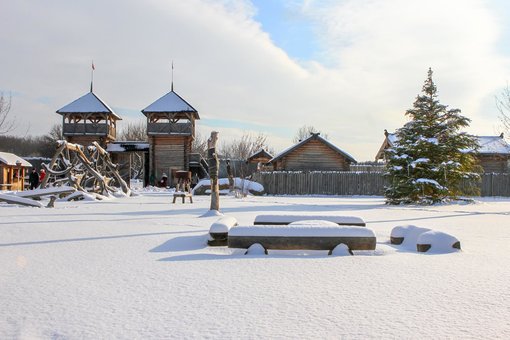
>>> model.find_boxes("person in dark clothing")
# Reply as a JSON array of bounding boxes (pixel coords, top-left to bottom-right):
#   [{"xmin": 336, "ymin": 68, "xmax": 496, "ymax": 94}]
[{"xmin": 29, "ymin": 168, "xmax": 39, "ymax": 190}]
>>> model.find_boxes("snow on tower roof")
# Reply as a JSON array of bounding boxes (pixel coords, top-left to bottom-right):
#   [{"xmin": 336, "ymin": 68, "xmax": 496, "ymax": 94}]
[
  {"xmin": 142, "ymin": 90, "xmax": 199, "ymax": 118},
  {"xmin": 0, "ymin": 152, "xmax": 32, "ymax": 167},
  {"xmin": 56, "ymin": 92, "xmax": 121, "ymax": 120}
]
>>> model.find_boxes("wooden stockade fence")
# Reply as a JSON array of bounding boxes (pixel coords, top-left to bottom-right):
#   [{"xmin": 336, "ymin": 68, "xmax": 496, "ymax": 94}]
[{"xmin": 251, "ymin": 172, "xmax": 510, "ymax": 197}]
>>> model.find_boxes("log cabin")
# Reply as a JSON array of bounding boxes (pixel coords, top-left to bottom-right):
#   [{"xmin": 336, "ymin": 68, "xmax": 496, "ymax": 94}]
[
  {"xmin": 270, "ymin": 133, "xmax": 356, "ymax": 171},
  {"xmin": 0, "ymin": 152, "xmax": 32, "ymax": 191},
  {"xmin": 375, "ymin": 131, "xmax": 510, "ymax": 173}
]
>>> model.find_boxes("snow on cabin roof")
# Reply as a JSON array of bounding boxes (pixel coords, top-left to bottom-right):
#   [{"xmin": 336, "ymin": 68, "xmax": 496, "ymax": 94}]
[
  {"xmin": 270, "ymin": 133, "xmax": 356, "ymax": 164},
  {"xmin": 56, "ymin": 92, "xmax": 121, "ymax": 120},
  {"xmin": 142, "ymin": 90, "xmax": 199, "ymax": 118},
  {"xmin": 0, "ymin": 152, "xmax": 32, "ymax": 167},
  {"xmin": 247, "ymin": 148, "xmax": 273, "ymax": 162},
  {"xmin": 476, "ymin": 136, "xmax": 510, "ymax": 154},
  {"xmin": 382, "ymin": 132, "xmax": 510, "ymax": 155}
]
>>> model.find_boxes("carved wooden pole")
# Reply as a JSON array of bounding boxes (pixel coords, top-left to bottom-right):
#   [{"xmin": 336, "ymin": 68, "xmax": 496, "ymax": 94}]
[{"xmin": 207, "ymin": 131, "xmax": 220, "ymax": 211}]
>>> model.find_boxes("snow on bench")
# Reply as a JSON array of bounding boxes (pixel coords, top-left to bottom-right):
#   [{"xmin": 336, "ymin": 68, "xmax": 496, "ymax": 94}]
[
  {"xmin": 390, "ymin": 225, "xmax": 461, "ymax": 253},
  {"xmin": 390, "ymin": 225, "xmax": 431, "ymax": 245},
  {"xmin": 208, "ymin": 216, "xmax": 238, "ymax": 246},
  {"xmin": 253, "ymin": 214, "xmax": 366, "ymax": 227},
  {"xmin": 228, "ymin": 220, "xmax": 376, "ymax": 254},
  {"xmin": 416, "ymin": 231, "xmax": 461, "ymax": 253}
]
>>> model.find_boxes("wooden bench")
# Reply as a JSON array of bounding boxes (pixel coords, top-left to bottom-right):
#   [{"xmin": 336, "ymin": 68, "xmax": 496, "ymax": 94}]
[
  {"xmin": 172, "ymin": 192, "xmax": 193, "ymax": 204},
  {"xmin": 254, "ymin": 214, "xmax": 366, "ymax": 226},
  {"xmin": 228, "ymin": 221, "xmax": 376, "ymax": 255},
  {"xmin": 208, "ymin": 216, "xmax": 238, "ymax": 246}
]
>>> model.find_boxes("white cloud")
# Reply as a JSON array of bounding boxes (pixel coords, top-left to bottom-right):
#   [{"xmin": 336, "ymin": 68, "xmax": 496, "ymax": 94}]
[{"xmin": 1, "ymin": 0, "xmax": 509, "ymax": 161}]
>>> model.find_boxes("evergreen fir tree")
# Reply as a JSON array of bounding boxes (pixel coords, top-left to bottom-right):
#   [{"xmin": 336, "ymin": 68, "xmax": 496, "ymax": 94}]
[{"xmin": 385, "ymin": 68, "xmax": 480, "ymax": 204}]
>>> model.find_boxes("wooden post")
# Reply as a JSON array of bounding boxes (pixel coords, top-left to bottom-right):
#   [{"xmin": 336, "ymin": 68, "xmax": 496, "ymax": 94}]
[
  {"xmin": 226, "ymin": 159, "xmax": 234, "ymax": 192},
  {"xmin": 207, "ymin": 131, "xmax": 219, "ymax": 211}
]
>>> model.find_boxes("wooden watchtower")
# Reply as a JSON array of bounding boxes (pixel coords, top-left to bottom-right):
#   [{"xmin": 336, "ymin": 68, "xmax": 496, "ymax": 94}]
[
  {"xmin": 142, "ymin": 88, "xmax": 200, "ymax": 184},
  {"xmin": 57, "ymin": 91, "xmax": 121, "ymax": 148}
]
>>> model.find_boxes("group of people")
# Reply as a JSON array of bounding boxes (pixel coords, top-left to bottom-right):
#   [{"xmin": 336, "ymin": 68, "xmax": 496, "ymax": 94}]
[{"xmin": 28, "ymin": 168, "xmax": 46, "ymax": 190}]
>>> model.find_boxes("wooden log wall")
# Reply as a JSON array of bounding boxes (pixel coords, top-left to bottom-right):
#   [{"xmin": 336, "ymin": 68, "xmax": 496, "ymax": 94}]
[
  {"xmin": 276, "ymin": 140, "xmax": 351, "ymax": 171},
  {"xmin": 150, "ymin": 135, "xmax": 191, "ymax": 180},
  {"xmin": 252, "ymin": 172, "xmax": 510, "ymax": 197}
]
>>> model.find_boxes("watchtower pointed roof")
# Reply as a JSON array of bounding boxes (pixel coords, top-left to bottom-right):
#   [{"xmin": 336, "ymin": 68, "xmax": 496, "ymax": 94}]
[
  {"xmin": 142, "ymin": 90, "xmax": 200, "ymax": 119},
  {"xmin": 56, "ymin": 91, "xmax": 121, "ymax": 120}
]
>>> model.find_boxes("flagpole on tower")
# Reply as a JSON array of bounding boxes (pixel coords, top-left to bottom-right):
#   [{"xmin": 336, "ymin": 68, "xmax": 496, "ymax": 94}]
[
  {"xmin": 171, "ymin": 60, "xmax": 174, "ymax": 92},
  {"xmin": 90, "ymin": 60, "xmax": 95, "ymax": 92}
]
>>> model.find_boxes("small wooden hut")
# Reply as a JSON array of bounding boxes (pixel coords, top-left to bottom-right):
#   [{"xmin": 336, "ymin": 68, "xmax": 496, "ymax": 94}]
[
  {"xmin": 57, "ymin": 90, "xmax": 121, "ymax": 148},
  {"xmin": 246, "ymin": 149, "xmax": 273, "ymax": 171},
  {"xmin": 270, "ymin": 133, "xmax": 356, "ymax": 171},
  {"xmin": 0, "ymin": 152, "xmax": 32, "ymax": 191},
  {"xmin": 142, "ymin": 88, "xmax": 201, "ymax": 185},
  {"xmin": 476, "ymin": 134, "xmax": 510, "ymax": 173}
]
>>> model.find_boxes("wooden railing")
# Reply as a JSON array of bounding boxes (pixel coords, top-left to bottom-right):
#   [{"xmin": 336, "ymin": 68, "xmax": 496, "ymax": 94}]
[
  {"xmin": 63, "ymin": 123, "xmax": 114, "ymax": 137},
  {"xmin": 147, "ymin": 122, "xmax": 192, "ymax": 135}
]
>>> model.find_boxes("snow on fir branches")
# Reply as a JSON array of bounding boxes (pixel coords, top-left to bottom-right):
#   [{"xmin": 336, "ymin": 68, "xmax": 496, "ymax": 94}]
[{"xmin": 384, "ymin": 68, "xmax": 481, "ymax": 204}]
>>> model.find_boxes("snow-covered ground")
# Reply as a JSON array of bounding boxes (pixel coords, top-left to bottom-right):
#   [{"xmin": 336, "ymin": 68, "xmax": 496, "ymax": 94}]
[{"xmin": 1, "ymin": 192, "xmax": 509, "ymax": 339}]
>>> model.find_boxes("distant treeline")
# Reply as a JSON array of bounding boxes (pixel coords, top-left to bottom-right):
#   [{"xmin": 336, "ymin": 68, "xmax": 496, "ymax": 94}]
[{"xmin": 0, "ymin": 135, "xmax": 57, "ymax": 158}]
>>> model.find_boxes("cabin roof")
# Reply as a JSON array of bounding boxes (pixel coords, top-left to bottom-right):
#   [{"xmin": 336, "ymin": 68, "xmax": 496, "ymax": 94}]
[
  {"xmin": 476, "ymin": 135, "xmax": 510, "ymax": 154},
  {"xmin": 247, "ymin": 148, "xmax": 273, "ymax": 162},
  {"xmin": 376, "ymin": 132, "xmax": 510, "ymax": 159},
  {"xmin": 142, "ymin": 90, "xmax": 200, "ymax": 119},
  {"xmin": 270, "ymin": 133, "xmax": 356, "ymax": 164},
  {"xmin": 56, "ymin": 92, "xmax": 121, "ymax": 120},
  {"xmin": 0, "ymin": 152, "xmax": 32, "ymax": 167}
]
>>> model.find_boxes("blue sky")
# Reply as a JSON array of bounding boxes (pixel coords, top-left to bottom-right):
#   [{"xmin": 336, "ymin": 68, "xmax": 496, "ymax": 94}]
[
  {"xmin": 252, "ymin": 0, "xmax": 319, "ymax": 62},
  {"xmin": 1, "ymin": 0, "xmax": 510, "ymax": 160}
]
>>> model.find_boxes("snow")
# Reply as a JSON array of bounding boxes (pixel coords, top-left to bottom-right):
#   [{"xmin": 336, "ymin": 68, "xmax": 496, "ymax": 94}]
[
  {"xmin": 330, "ymin": 243, "xmax": 352, "ymax": 256},
  {"xmin": 209, "ymin": 216, "xmax": 238, "ymax": 233},
  {"xmin": 417, "ymin": 230, "xmax": 460, "ymax": 253},
  {"xmin": 415, "ymin": 178, "xmax": 443, "ymax": 188},
  {"xmin": 142, "ymin": 91, "xmax": 197, "ymax": 113},
  {"xmin": 391, "ymin": 225, "xmax": 432, "ymax": 249},
  {"xmin": 192, "ymin": 177, "xmax": 264, "ymax": 194},
  {"xmin": 254, "ymin": 214, "xmax": 365, "ymax": 226},
  {"xmin": 244, "ymin": 243, "xmax": 267, "ymax": 255},
  {"xmin": 0, "ymin": 152, "xmax": 32, "ymax": 167},
  {"xmin": 228, "ymin": 225, "xmax": 375, "ymax": 237},
  {"xmin": 1, "ymin": 193, "xmax": 510, "ymax": 338},
  {"xmin": 56, "ymin": 92, "xmax": 120, "ymax": 119},
  {"xmin": 473, "ymin": 136, "xmax": 510, "ymax": 154}
]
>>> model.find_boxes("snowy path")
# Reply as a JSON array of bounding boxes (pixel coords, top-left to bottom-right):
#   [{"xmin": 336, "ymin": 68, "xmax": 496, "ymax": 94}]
[{"xmin": 1, "ymin": 193, "xmax": 509, "ymax": 339}]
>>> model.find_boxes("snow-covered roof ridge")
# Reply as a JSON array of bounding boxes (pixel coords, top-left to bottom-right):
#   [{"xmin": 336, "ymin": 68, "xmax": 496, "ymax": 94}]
[
  {"xmin": 385, "ymin": 132, "xmax": 510, "ymax": 155},
  {"xmin": 142, "ymin": 90, "xmax": 199, "ymax": 117},
  {"xmin": 270, "ymin": 133, "xmax": 356, "ymax": 163},
  {"xmin": 476, "ymin": 135, "xmax": 510, "ymax": 154},
  {"xmin": 0, "ymin": 152, "xmax": 32, "ymax": 167},
  {"xmin": 56, "ymin": 92, "xmax": 121, "ymax": 119}
]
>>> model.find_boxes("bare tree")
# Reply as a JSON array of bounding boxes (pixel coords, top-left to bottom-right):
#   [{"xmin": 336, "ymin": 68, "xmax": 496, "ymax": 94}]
[
  {"xmin": 496, "ymin": 85, "xmax": 510, "ymax": 137},
  {"xmin": 118, "ymin": 120, "xmax": 147, "ymax": 141},
  {"xmin": 0, "ymin": 92, "xmax": 15, "ymax": 134},
  {"xmin": 220, "ymin": 132, "xmax": 272, "ymax": 160},
  {"xmin": 191, "ymin": 130, "xmax": 209, "ymax": 159},
  {"xmin": 292, "ymin": 125, "xmax": 329, "ymax": 143}
]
